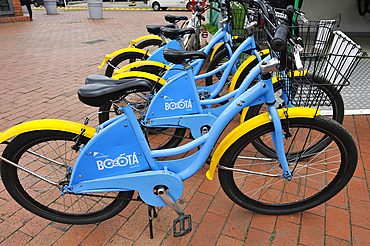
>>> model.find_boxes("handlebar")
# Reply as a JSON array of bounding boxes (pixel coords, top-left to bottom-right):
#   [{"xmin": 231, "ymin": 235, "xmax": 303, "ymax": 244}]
[{"xmin": 270, "ymin": 24, "xmax": 289, "ymax": 52}]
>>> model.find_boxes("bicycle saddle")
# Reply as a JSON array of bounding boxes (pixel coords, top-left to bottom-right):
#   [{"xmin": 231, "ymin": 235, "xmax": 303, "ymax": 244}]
[
  {"xmin": 160, "ymin": 27, "xmax": 195, "ymax": 40},
  {"xmin": 78, "ymin": 75, "xmax": 153, "ymax": 107},
  {"xmin": 163, "ymin": 48, "xmax": 206, "ymax": 64},
  {"xmin": 146, "ymin": 24, "xmax": 176, "ymax": 35},
  {"xmin": 164, "ymin": 14, "xmax": 188, "ymax": 24}
]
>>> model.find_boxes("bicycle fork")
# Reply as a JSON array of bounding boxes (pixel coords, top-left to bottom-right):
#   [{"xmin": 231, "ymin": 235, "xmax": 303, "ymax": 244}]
[{"xmin": 260, "ymin": 60, "xmax": 293, "ymax": 180}]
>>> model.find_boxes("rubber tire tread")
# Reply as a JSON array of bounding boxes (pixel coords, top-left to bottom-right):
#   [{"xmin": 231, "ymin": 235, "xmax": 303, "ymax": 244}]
[
  {"xmin": 218, "ymin": 116, "xmax": 357, "ymax": 215},
  {"xmin": 245, "ymin": 80, "xmax": 344, "ymax": 158},
  {"xmin": 135, "ymin": 39, "xmax": 162, "ymax": 50},
  {"xmin": 1, "ymin": 130, "xmax": 134, "ymax": 224},
  {"xmin": 105, "ymin": 52, "xmax": 149, "ymax": 77}
]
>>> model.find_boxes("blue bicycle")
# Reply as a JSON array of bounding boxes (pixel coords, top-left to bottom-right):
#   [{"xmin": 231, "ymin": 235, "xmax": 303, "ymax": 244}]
[{"xmin": 0, "ymin": 4, "xmax": 358, "ymax": 237}]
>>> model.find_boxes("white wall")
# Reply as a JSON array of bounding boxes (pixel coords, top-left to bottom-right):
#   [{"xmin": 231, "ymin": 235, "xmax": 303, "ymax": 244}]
[{"xmin": 300, "ymin": 0, "xmax": 370, "ymax": 35}]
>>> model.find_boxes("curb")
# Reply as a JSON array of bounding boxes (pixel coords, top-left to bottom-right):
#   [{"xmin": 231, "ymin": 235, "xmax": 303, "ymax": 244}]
[{"xmin": 31, "ymin": 6, "xmax": 188, "ymax": 11}]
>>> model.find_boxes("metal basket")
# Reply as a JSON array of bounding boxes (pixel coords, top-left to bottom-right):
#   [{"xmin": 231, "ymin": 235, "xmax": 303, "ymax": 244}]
[
  {"xmin": 280, "ymin": 29, "xmax": 367, "ymax": 109},
  {"xmin": 229, "ymin": 7, "xmax": 250, "ymax": 40}
]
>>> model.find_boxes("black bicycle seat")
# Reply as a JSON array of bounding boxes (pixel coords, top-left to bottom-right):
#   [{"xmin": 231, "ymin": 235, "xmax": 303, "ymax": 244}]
[
  {"xmin": 146, "ymin": 24, "xmax": 176, "ymax": 35},
  {"xmin": 163, "ymin": 48, "xmax": 206, "ymax": 64},
  {"xmin": 165, "ymin": 14, "xmax": 188, "ymax": 23},
  {"xmin": 78, "ymin": 75, "xmax": 153, "ymax": 107},
  {"xmin": 160, "ymin": 27, "xmax": 195, "ymax": 40}
]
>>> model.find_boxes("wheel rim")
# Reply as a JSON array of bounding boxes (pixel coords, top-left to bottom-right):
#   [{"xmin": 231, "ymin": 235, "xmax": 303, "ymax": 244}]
[
  {"xmin": 219, "ymin": 118, "xmax": 352, "ymax": 213},
  {"xmin": 7, "ymin": 132, "xmax": 132, "ymax": 220}
]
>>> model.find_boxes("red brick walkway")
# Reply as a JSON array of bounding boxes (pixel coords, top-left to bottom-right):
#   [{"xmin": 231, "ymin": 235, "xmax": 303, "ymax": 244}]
[{"xmin": 0, "ymin": 9, "xmax": 370, "ymax": 246}]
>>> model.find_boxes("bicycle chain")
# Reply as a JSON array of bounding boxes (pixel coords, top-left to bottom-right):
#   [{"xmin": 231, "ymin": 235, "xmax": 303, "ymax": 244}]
[{"xmin": 73, "ymin": 192, "xmax": 144, "ymax": 202}]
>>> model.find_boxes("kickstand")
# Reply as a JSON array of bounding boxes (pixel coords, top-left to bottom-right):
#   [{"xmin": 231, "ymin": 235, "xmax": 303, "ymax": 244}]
[{"xmin": 148, "ymin": 205, "xmax": 157, "ymax": 239}]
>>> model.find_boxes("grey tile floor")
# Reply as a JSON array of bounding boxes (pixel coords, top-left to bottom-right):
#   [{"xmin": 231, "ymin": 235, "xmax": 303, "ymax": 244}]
[
  {"xmin": 341, "ymin": 35, "xmax": 370, "ymax": 114},
  {"xmin": 342, "ymin": 58, "xmax": 370, "ymax": 114}
]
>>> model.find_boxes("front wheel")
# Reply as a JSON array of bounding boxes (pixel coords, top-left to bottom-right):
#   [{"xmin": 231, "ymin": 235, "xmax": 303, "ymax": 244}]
[
  {"xmin": 1, "ymin": 130, "xmax": 134, "ymax": 224},
  {"xmin": 218, "ymin": 116, "xmax": 357, "ymax": 215}
]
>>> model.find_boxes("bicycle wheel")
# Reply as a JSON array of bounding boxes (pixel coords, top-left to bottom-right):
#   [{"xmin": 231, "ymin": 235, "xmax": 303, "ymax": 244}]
[
  {"xmin": 105, "ymin": 52, "xmax": 149, "ymax": 78},
  {"xmin": 235, "ymin": 56, "xmax": 344, "ymax": 124},
  {"xmin": 1, "ymin": 130, "xmax": 134, "ymax": 224},
  {"xmin": 98, "ymin": 90, "xmax": 152, "ymax": 124},
  {"xmin": 185, "ymin": 25, "xmax": 200, "ymax": 51},
  {"xmin": 246, "ymin": 79, "xmax": 344, "ymax": 158},
  {"xmin": 134, "ymin": 38, "xmax": 163, "ymax": 55},
  {"xmin": 218, "ymin": 115, "xmax": 357, "ymax": 215},
  {"xmin": 204, "ymin": 46, "xmax": 252, "ymax": 98}
]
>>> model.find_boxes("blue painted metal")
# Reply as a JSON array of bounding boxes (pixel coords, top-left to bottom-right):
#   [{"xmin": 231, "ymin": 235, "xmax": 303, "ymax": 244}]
[
  {"xmin": 70, "ymin": 114, "xmax": 150, "ymax": 186},
  {"xmin": 146, "ymin": 71, "xmax": 201, "ymax": 119},
  {"xmin": 70, "ymin": 169, "xmax": 183, "ymax": 207}
]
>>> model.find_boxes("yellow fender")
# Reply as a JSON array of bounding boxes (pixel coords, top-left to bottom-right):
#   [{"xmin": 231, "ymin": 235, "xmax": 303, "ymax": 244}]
[
  {"xmin": 206, "ymin": 107, "xmax": 320, "ymax": 180},
  {"xmin": 209, "ymin": 36, "xmax": 240, "ymax": 62},
  {"xmin": 209, "ymin": 42, "xmax": 225, "ymax": 62},
  {"xmin": 111, "ymin": 71, "xmax": 167, "ymax": 86},
  {"xmin": 229, "ymin": 49, "xmax": 270, "ymax": 93},
  {"xmin": 128, "ymin": 35, "xmax": 167, "ymax": 48},
  {"xmin": 113, "ymin": 60, "xmax": 170, "ymax": 76},
  {"xmin": 0, "ymin": 119, "xmax": 96, "ymax": 144},
  {"xmin": 98, "ymin": 48, "xmax": 151, "ymax": 69}
]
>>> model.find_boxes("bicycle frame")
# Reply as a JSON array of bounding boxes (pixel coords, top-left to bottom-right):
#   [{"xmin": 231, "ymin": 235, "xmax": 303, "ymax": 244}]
[
  {"xmin": 145, "ymin": 24, "xmax": 234, "ymax": 71},
  {"xmin": 65, "ymin": 54, "xmax": 294, "ymax": 208}
]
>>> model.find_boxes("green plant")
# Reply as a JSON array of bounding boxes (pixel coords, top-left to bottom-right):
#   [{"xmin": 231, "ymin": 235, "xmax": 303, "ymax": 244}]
[{"xmin": 202, "ymin": 23, "xmax": 218, "ymax": 36}]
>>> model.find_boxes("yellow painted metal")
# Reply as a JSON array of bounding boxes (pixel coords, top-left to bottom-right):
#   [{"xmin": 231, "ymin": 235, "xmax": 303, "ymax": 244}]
[
  {"xmin": 206, "ymin": 107, "xmax": 320, "ymax": 180},
  {"xmin": 229, "ymin": 49, "xmax": 270, "ymax": 93},
  {"xmin": 111, "ymin": 71, "xmax": 167, "ymax": 86},
  {"xmin": 98, "ymin": 48, "xmax": 151, "ymax": 69},
  {"xmin": 209, "ymin": 42, "xmax": 225, "ymax": 62},
  {"xmin": 0, "ymin": 119, "xmax": 96, "ymax": 144},
  {"xmin": 113, "ymin": 61, "xmax": 170, "ymax": 76},
  {"xmin": 128, "ymin": 35, "xmax": 165, "ymax": 48}
]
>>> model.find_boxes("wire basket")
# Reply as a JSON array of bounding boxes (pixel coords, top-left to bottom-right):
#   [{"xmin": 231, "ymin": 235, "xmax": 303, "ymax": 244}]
[
  {"xmin": 280, "ymin": 29, "xmax": 367, "ymax": 109},
  {"xmin": 229, "ymin": 6, "xmax": 250, "ymax": 40}
]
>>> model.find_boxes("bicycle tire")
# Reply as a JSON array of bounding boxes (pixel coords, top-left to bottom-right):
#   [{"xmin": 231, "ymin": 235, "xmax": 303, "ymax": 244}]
[
  {"xmin": 234, "ymin": 55, "xmax": 345, "ymax": 124},
  {"xmin": 194, "ymin": 25, "xmax": 201, "ymax": 51},
  {"xmin": 1, "ymin": 130, "xmax": 134, "ymax": 224},
  {"xmin": 185, "ymin": 33, "xmax": 197, "ymax": 51},
  {"xmin": 245, "ymin": 78, "xmax": 344, "ymax": 158},
  {"xmin": 134, "ymin": 38, "xmax": 163, "ymax": 54},
  {"xmin": 105, "ymin": 52, "xmax": 149, "ymax": 78},
  {"xmin": 218, "ymin": 115, "xmax": 357, "ymax": 215}
]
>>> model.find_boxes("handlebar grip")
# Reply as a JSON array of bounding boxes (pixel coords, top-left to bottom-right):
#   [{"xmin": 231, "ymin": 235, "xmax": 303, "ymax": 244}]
[
  {"xmin": 286, "ymin": 5, "xmax": 295, "ymax": 17},
  {"xmin": 270, "ymin": 25, "xmax": 289, "ymax": 52}
]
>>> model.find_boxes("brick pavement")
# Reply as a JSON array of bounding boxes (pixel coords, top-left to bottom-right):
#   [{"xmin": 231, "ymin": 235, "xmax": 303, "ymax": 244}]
[{"xmin": 1, "ymin": 9, "xmax": 370, "ymax": 246}]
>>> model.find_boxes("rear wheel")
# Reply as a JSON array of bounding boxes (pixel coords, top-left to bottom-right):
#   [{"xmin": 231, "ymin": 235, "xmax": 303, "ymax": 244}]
[
  {"xmin": 1, "ymin": 130, "xmax": 134, "ymax": 224},
  {"xmin": 105, "ymin": 52, "xmax": 149, "ymax": 78},
  {"xmin": 218, "ymin": 116, "xmax": 357, "ymax": 215},
  {"xmin": 152, "ymin": 2, "xmax": 160, "ymax": 11},
  {"xmin": 135, "ymin": 38, "xmax": 162, "ymax": 54}
]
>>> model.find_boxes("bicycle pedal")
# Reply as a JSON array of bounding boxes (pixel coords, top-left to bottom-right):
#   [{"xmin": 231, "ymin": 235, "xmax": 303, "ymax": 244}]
[{"xmin": 173, "ymin": 214, "xmax": 192, "ymax": 237}]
